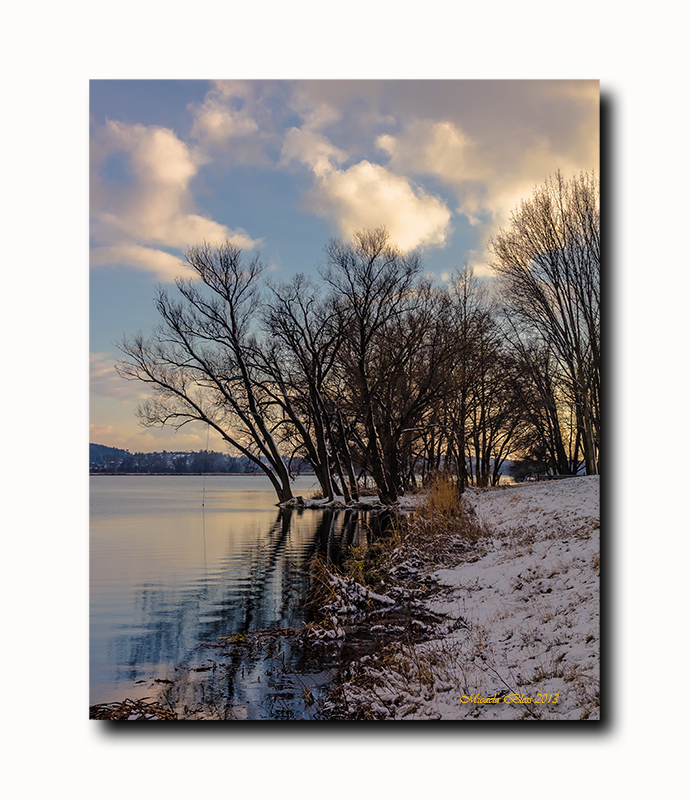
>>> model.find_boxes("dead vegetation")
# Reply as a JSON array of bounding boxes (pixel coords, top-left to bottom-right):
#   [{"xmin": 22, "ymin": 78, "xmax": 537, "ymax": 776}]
[
  {"xmin": 89, "ymin": 697, "xmax": 178, "ymax": 721},
  {"xmin": 92, "ymin": 477, "xmax": 599, "ymax": 721},
  {"xmin": 304, "ymin": 476, "xmax": 488, "ymax": 639},
  {"xmin": 317, "ymin": 476, "xmax": 600, "ymax": 720}
]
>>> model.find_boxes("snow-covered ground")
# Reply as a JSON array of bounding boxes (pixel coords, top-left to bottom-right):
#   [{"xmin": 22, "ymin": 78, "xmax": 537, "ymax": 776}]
[{"xmin": 333, "ymin": 476, "xmax": 600, "ymax": 720}]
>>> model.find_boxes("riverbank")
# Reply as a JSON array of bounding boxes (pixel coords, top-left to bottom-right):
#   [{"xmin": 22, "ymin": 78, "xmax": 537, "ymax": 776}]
[
  {"xmin": 315, "ymin": 475, "xmax": 600, "ymax": 720},
  {"xmin": 282, "ymin": 491, "xmax": 422, "ymax": 512},
  {"xmin": 89, "ymin": 475, "xmax": 599, "ymax": 720}
]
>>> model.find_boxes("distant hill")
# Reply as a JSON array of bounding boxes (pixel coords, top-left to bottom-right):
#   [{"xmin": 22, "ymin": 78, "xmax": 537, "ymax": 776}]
[
  {"xmin": 90, "ymin": 443, "xmax": 130, "ymax": 468},
  {"xmin": 89, "ymin": 443, "xmax": 312, "ymax": 475}
]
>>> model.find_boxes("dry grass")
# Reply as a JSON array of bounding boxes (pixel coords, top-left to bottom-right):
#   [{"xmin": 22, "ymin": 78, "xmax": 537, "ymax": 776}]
[
  {"xmin": 89, "ymin": 697, "xmax": 177, "ymax": 720},
  {"xmin": 306, "ymin": 553, "xmax": 345, "ymax": 611},
  {"xmin": 309, "ymin": 475, "xmax": 490, "ymax": 611},
  {"xmin": 420, "ymin": 473, "xmax": 466, "ymax": 517},
  {"xmin": 380, "ymin": 475, "xmax": 489, "ymax": 576},
  {"xmin": 319, "ymin": 475, "xmax": 600, "ymax": 720}
]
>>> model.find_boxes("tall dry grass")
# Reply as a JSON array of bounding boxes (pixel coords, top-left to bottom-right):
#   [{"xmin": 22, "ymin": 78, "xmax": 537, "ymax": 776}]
[
  {"xmin": 391, "ymin": 475, "xmax": 488, "ymax": 567},
  {"xmin": 420, "ymin": 473, "xmax": 466, "ymax": 517}
]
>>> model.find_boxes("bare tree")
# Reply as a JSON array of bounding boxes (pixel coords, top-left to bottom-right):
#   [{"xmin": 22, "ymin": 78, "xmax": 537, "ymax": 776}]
[
  {"xmin": 490, "ymin": 170, "xmax": 600, "ymax": 474},
  {"xmin": 117, "ymin": 241, "xmax": 295, "ymax": 502},
  {"xmin": 368, "ymin": 279, "xmax": 459, "ymax": 495},
  {"xmin": 319, "ymin": 227, "xmax": 423, "ymax": 504},
  {"xmin": 259, "ymin": 274, "xmax": 354, "ymax": 501}
]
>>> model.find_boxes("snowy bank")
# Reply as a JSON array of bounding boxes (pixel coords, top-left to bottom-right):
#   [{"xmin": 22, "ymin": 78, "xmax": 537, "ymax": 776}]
[
  {"xmin": 328, "ymin": 476, "xmax": 600, "ymax": 720},
  {"xmin": 281, "ymin": 492, "xmax": 423, "ymax": 512},
  {"xmin": 282, "ymin": 494, "xmax": 386, "ymax": 511}
]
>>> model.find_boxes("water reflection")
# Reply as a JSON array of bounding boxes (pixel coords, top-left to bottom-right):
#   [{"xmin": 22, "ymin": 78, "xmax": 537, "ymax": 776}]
[
  {"xmin": 112, "ymin": 508, "xmax": 380, "ymax": 672},
  {"xmin": 90, "ymin": 477, "xmax": 392, "ymax": 713}
]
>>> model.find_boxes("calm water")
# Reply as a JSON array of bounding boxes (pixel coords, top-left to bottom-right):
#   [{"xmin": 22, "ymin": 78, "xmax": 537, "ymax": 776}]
[{"xmin": 90, "ymin": 475, "xmax": 378, "ymax": 717}]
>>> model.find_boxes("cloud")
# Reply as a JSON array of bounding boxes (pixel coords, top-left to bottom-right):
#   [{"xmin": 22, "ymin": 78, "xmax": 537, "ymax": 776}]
[
  {"xmin": 377, "ymin": 121, "xmax": 479, "ymax": 185},
  {"xmin": 190, "ymin": 81, "xmax": 260, "ymax": 143},
  {"xmin": 281, "ymin": 81, "xmax": 598, "ymax": 257},
  {"xmin": 278, "ymin": 93, "xmax": 452, "ymax": 251},
  {"xmin": 280, "ymin": 93, "xmax": 348, "ymax": 177},
  {"xmin": 374, "ymin": 83, "xmax": 599, "ymax": 272},
  {"xmin": 133, "ymin": 427, "xmax": 215, "ymax": 449},
  {"xmin": 281, "ymin": 126, "xmax": 347, "ymax": 177},
  {"xmin": 307, "ymin": 160, "xmax": 452, "ymax": 251},
  {"xmin": 89, "ymin": 422, "xmax": 117, "ymax": 442},
  {"xmin": 91, "ymin": 80, "xmax": 598, "ymax": 280},
  {"xmin": 90, "ymin": 352, "xmax": 149, "ymax": 402},
  {"xmin": 90, "ymin": 245, "xmax": 189, "ymax": 282},
  {"xmin": 91, "ymin": 119, "xmax": 260, "ymax": 280},
  {"xmin": 187, "ymin": 81, "xmax": 278, "ymax": 168}
]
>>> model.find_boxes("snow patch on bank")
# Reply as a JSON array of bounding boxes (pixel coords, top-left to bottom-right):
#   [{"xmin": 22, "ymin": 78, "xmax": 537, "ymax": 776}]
[
  {"xmin": 282, "ymin": 492, "xmax": 424, "ymax": 511},
  {"xmin": 334, "ymin": 476, "xmax": 600, "ymax": 720}
]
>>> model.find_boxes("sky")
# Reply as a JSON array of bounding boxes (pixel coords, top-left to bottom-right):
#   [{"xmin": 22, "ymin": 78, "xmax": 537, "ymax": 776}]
[{"xmin": 90, "ymin": 79, "xmax": 600, "ymax": 453}]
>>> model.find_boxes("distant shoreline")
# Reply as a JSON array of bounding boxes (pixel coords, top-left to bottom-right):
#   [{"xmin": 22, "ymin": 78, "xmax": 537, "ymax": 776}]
[{"xmin": 89, "ymin": 472, "xmax": 317, "ymax": 477}]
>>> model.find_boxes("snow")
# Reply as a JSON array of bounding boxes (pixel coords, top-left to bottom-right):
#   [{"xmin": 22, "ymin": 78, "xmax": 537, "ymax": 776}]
[
  {"xmin": 333, "ymin": 476, "xmax": 600, "ymax": 720},
  {"xmin": 284, "ymin": 491, "xmax": 425, "ymax": 511},
  {"xmin": 284, "ymin": 494, "xmax": 387, "ymax": 510}
]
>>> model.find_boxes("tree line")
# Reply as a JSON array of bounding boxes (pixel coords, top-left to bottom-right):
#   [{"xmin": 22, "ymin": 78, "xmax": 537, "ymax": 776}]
[
  {"xmin": 88, "ymin": 445, "xmax": 306, "ymax": 474},
  {"xmin": 117, "ymin": 170, "xmax": 600, "ymax": 503}
]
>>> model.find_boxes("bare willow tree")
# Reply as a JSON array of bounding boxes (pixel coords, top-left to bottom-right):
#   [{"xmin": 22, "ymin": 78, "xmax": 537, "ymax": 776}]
[
  {"xmin": 490, "ymin": 170, "xmax": 600, "ymax": 474},
  {"xmin": 320, "ymin": 227, "xmax": 424, "ymax": 504},
  {"xmin": 116, "ymin": 241, "xmax": 295, "ymax": 502},
  {"xmin": 259, "ymin": 273, "xmax": 356, "ymax": 502},
  {"xmin": 368, "ymin": 279, "xmax": 461, "ymax": 495}
]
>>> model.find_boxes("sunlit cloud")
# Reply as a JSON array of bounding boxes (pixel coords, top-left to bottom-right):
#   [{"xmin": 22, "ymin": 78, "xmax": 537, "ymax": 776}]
[
  {"xmin": 307, "ymin": 160, "xmax": 452, "ymax": 251},
  {"xmin": 375, "ymin": 83, "xmax": 599, "ymax": 272},
  {"xmin": 377, "ymin": 121, "xmax": 480, "ymax": 185},
  {"xmin": 89, "ymin": 422, "xmax": 118, "ymax": 443},
  {"xmin": 187, "ymin": 81, "xmax": 285, "ymax": 171},
  {"xmin": 133, "ymin": 427, "xmax": 218, "ymax": 449},
  {"xmin": 91, "ymin": 119, "xmax": 260, "ymax": 281},
  {"xmin": 281, "ymin": 126, "xmax": 347, "ymax": 177},
  {"xmin": 90, "ymin": 352, "xmax": 149, "ymax": 402},
  {"xmin": 280, "ymin": 93, "xmax": 348, "ymax": 177},
  {"xmin": 279, "ymin": 101, "xmax": 452, "ymax": 251},
  {"xmin": 190, "ymin": 81, "xmax": 260, "ymax": 144},
  {"xmin": 90, "ymin": 244, "xmax": 190, "ymax": 282},
  {"xmin": 88, "ymin": 423, "xmax": 218, "ymax": 452}
]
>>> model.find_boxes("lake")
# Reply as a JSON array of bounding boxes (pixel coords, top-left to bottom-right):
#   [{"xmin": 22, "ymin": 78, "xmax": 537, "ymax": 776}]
[{"xmin": 90, "ymin": 474, "xmax": 379, "ymax": 719}]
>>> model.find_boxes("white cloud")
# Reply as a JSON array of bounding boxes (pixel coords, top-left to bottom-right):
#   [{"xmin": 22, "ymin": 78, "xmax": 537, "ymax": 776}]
[
  {"xmin": 91, "ymin": 81, "xmax": 598, "ymax": 281},
  {"xmin": 376, "ymin": 99, "xmax": 599, "ymax": 271},
  {"xmin": 187, "ymin": 81, "xmax": 277, "ymax": 168},
  {"xmin": 378, "ymin": 120, "xmax": 480, "ymax": 185},
  {"xmin": 190, "ymin": 80, "xmax": 261, "ymax": 144},
  {"xmin": 280, "ymin": 93, "xmax": 348, "ymax": 177},
  {"xmin": 278, "ymin": 95, "xmax": 452, "ymax": 251},
  {"xmin": 90, "ymin": 245, "xmax": 190, "ymax": 282},
  {"xmin": 91, "ymin": 119, "xmax": 260, "ymax": 280},
  {"xmin": 89, "ymin": 422, "xmax": 116, "ymax": 442},
  {"xmin": 307, "ymin": 160, "xmax": 452, "ymax": 252},
  {"xmin": 281, "ymin": 126, "xmax": 347, "ymax": 177}
]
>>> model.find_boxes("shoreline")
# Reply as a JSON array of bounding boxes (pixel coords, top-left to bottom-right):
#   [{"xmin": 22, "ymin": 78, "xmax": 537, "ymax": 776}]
[
  {"xmin": 320, "ymin": 476, "xmax": 600, "ymax": 720},
  {"xmin": 90, "ymin": 476, "xmax": 599, "ymax": 721}
]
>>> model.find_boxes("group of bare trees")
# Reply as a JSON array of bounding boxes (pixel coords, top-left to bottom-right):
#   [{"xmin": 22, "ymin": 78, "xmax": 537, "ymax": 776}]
[
  {"xmin": 117, "ymin": 170, "xmax": 600, "ymax": 503},
  {"xmin": 491, "ymin": 170, "xmax": 600, "ymax": 477}
]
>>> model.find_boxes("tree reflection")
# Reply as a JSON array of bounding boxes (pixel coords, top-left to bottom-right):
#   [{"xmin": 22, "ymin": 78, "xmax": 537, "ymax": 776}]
[{"xmin": 111, "ymin": 507, "xmax": 393, "ymax": 685}]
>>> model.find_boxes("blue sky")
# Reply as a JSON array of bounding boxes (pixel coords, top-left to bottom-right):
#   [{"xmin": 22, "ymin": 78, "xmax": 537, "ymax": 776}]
[{"xmin": 90, "ymin": 79, "xmax": 599, "ymax": 453}]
